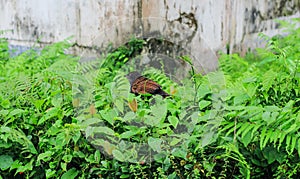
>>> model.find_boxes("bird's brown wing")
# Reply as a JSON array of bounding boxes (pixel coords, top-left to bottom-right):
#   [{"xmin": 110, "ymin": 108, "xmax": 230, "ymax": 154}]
[{"xmin": 131, "ymin": 76, "xmax": 162, "ymax": 95}]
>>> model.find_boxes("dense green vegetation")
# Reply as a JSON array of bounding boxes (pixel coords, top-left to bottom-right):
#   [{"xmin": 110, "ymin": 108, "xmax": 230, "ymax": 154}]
[{"xmin": 0, "ymin": 20, "xmax": 299, "ymax": 178}]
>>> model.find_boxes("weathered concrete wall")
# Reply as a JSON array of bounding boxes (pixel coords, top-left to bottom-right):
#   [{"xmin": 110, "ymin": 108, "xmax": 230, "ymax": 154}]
[{"xmin": 0, "ymin": 0, "xmax": 299, "ymax": 72}]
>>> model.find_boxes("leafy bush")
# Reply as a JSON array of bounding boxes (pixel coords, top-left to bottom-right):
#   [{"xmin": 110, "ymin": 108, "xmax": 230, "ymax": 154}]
[{"xmin": 0, "ymin": 19, "xmax": 299, "ymax": 178}]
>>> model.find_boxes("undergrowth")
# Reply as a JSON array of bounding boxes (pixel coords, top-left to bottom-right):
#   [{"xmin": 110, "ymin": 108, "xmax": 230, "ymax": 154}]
[{"xmin": 0, "ymin": 19, "xmax": 299, "ymax": 178}]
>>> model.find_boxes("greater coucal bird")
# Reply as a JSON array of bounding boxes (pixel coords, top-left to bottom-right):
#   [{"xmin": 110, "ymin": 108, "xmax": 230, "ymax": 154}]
[{"xmin": 126, "ymin": 71, "xmax": 170, "ymax": 98}]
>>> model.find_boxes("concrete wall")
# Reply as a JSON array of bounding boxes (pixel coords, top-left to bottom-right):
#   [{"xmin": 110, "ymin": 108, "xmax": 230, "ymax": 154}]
[{"xmin": 0, "ymin": 0, "xmax": 299, "ymax": 72}]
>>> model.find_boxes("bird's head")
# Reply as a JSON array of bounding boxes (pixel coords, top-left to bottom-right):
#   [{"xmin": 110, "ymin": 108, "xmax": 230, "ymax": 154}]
[{"xmin": 126, "ymin": 71, "xmax": 142, "ymax": 86}]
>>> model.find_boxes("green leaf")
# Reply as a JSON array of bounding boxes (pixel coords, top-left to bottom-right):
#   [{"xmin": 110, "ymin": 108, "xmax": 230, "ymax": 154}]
[
  {"xmin": 265, "ymin": 105, "xmax": 280, "ymax": 112},
  {"xmin": 271, "ymin": 129, "xmax": 281, "ymax": 144},
  {"xmin": 145, "ymin": 115, "xmax": 160, "ymax": 127},
  {"xmin": 236, "ymin": 123, "xmax": 250, "ymax": 137},
  {"xmin": 262, "ymin": 111, "xmax": 273, "ymax": 125},
  {"xmin": 168, "ymin": 116, "xmax": 179, "ymax": 128},
  {"xmin": 94, "ymin": 150, "xmax": 101, "ymax": 163},
  {"xmin": 0, "ymin": 155, "xmax": 13, "ymax": 170},
  {"xmin": 262, "ymin": 130, "xmax": 272, "ymax": 149},
  {"xmin": 9, "ymin": 109, "xmax": 25, "ymax": 117},
  {"xmin": 151, "ymin": 100, "xmax": 167, "ymax": 120},
  {"xmin": 61, "ymin": 162, "xmax": 67, "ymax": 171},
  {"xmin": 199, "ymin": 100, "xmax": 211, "ymax": 110},
  {"xmin": 197, "ymin": 85, "xmax": 211, "ymax": 99},
  {"xmin": 112, "ymin": 149, "xmax": 125, "ymax": 162},
  {"xmin": 0, "ymin": 109, "xmax": 9, "ymax": 116},
  {"xmin": 245, "ymin": 83, "xmax": 257, "ymax": 98},
  {"xmin": 297, "ymin": 138, "xmax": 300, "ymax": 157},
  {"xmin": 114, "ymin": 99, "xmax": 124, "ymax": 113},
  {"xmin": 285, "ymin": 123, "xmax": 298, "ymax": 134},
  {"xmin": 46, "ymin": 120, "xmax": 62, "ymax": 136},
  {"xmin": 262, "ymin": 146, "xmax": 277, "ymax": 164},
  {"xmin": 120, "ymin": 174, "xmax": 130, "ymax": 178},
  {"xmin": 38, "ymin": 107, "xmax": 60, "ymax": 125},
  {"xmin": 1, "ymin": 99, "xmax": 10, "ymax": 108},
  {"xmin": 201, "ymin": 131, "xmax": 215, "ymax": 147},
  {"xmin": 285, "ymin": 135, "xmax": 291, "ymax": 154},
  {"xmin": 55, "ymin": 132, "xmax": 71, "ymax": 148},
  {"xmin": 100, "ymin": 109, "xmax": 118, "ymax": 126},
  {"xmin": 240, "ymin": 123, "xmax": 254, "ymax": 140},
  {"xmin": 262, "ymin": 70, "xmax": 276, "ymax": 91},
  {"xmin": 148, "ymin": 137, "xmax": 162, "ymax": 152},
  {"xmin": 51, "ymin": 94, "xmax": 63, "ymax": 107},
  {"xmin": 119, "ymin": 131, "xmax": 137, "ymax": 139},
  {"xmin": 79, "ymin": 117, "xmax": 102, "ymax": 128},
  {"xmin": 145, "ymin": 100, "xmax": 167, "ymax": 127},
  {"xmin": 123, "ymin": 111, "xmax": 136, "ymax": 122},
  {"xmin": 46, "ymin": 169, "xmax": 56, "ymax": 178},
  {"xmin": 278, "ymin": 131, "xmax": 287, "ymax": 150},
  {"xmin": 171, "ymin": 148, "xmax": 187, "ymax": 159},
  {"xmin": 33, "ymin": 99, "xmax": 45, "ymax": 110},
  {"xmin": 71, "ymin": 131, "xmax": 81, "ymax": 144},
  {"xmin": 16, "ymin": 158, "xmax": 33, "ymax": 173},
  {"xmin": 260, "ymin": 127, "xmax": 267, "ymax": 149},
  {"xmin": 170, "ymin": 137, "xmax": 182, "ymax": 146},
  {"xmin": 282, "ymin": 100, "xmax": 294, "ymax": 112},
  {"xmin": 168, "ymin": 172, "xmax": 177, "ymax": 179},
  {"xmin": 86, "ymin": 126, "xmax": 115, "ymax": 138},
  {"xmin": 62, "ymin": 154, "xmax": 73, "ymax": 163},
  {"xmin": 241, "ymin": 131, "xmax": 252, "ymax": 147},
  {"xmin": 225, "ymin": 122, "xmax": 243, "ymax": 137},
  {"xmin": 61, "ymin": 168, "xmax": 79, "ymax": 179},
  {"xmin": 37, "ymin": 151, "xmax": 53, "ymax": 163},
  {"xmin": 289, "ymin": 136, "xmax": 297, "ymax": 155},
  {"xmin": 219, "ymin": 121, "xmax": 235, "ymax": 134},
  {"xmin": 234, "ymin": 93, "xmax": 249, "ymax": 105},
  {"xmin": 9, "ymin": 160, "xmax": 22, "ymax": 171},
  {"xmin": 0, "ymin": 140, "xmax": 12, "ymax": 148},
  {"xmin": 180, "ymin": 55, "xmax": 192, "ymax": 65}
]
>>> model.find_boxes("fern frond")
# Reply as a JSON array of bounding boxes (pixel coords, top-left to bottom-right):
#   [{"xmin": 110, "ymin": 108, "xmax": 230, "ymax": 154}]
[{"xmin": 261, "ymin": 69, "xmax": 277, "ymax": 91}]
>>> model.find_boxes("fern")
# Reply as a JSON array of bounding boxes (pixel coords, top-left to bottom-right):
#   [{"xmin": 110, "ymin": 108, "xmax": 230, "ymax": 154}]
[
  {"xmin": 110, "ymin": 72, "xmax": 131, "ymax": 113},
  {"xmin": 224, "ymin": 143, "xmax": 251, "ymax": 178},
  {"xmin": 261, "ymin": 69, "xmax": 277, "ymax": 91},
  {"xmin": 0, "ymin": 126, "xmax": 37, "ymax": 155},
  {"xmin": 221, "ymin": 99, "xmax": 299, "ymax": 157}
]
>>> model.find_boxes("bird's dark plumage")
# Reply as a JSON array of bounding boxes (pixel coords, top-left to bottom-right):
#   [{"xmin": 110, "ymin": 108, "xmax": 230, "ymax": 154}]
[{"xmin": 126, "ymin": 71, "xmax": 170, "ymax": 98}]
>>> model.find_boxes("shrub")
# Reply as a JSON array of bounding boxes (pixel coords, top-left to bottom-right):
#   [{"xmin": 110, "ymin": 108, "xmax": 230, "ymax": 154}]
[{"xmin": 0, "ymin": 19, "xmax": 299, "ymax": 178}]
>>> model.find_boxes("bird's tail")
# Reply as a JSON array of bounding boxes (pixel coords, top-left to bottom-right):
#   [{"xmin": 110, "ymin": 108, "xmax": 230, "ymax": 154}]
[{"xmin": 159, "ymin": 90, "xmax": 171, "ymax": 98}]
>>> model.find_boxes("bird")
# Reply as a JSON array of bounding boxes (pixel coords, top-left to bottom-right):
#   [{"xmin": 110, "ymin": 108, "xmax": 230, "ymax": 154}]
[{"xmin": 126, "ymin": 71, "xmax": 170, "ymax": 98}]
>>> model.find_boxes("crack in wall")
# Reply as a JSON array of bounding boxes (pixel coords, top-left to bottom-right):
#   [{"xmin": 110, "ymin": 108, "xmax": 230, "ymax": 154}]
[{"xmin": 75, "ymin": 0, "xmax": 81, "ymax": 45}]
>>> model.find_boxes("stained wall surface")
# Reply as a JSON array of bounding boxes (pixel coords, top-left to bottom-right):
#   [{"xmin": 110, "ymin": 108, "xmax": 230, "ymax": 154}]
[{"xmin": 0, "ymin": 0, "xmax": 299, "ymax": 72}]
